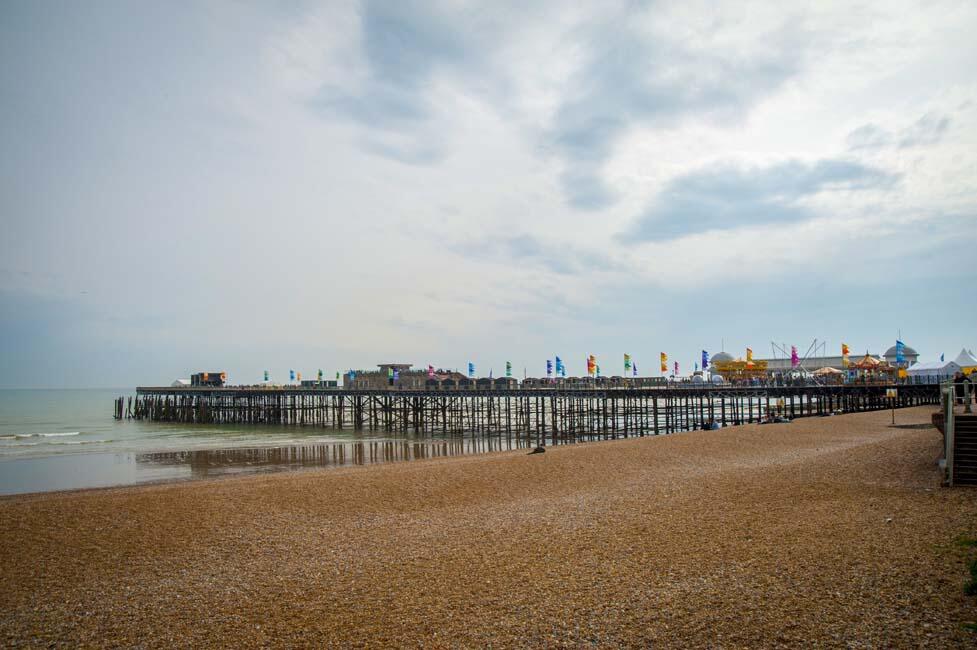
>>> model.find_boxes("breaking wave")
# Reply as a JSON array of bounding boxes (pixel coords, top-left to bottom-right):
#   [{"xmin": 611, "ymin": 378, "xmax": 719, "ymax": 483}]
[{"xmin": 0, "ymin": 432, "xmax": 82, "ymax": 440}]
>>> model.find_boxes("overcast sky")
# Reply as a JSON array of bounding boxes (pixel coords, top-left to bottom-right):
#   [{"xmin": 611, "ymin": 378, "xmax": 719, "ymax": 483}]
[{"xmin": 2, "ymin": 0, "xmax": 976, "ymax": 388}]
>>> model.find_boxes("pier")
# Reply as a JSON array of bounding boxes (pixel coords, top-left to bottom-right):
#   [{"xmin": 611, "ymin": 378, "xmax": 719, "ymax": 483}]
[{"xmin": 118, "ymin": 384, "xmax": 941, "ymax": 442}]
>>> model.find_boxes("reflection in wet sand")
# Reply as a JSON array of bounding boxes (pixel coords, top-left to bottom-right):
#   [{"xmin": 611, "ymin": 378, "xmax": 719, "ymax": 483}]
[{"xmin": 135, "ymin": 435, "xmax": 580, "ymax": 479}]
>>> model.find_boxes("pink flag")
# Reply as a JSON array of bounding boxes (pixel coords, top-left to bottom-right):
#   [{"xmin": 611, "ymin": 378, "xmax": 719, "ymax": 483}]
[
  {"xmin": 427, "ymin": 365, "xmax": 435, "ymax": 378},
  {"xmin": 790, "ymin": 346, "xmax": 799, "ymax": 368},
  {"xmin": 673, "ymin": 361, "xmax": 679, "ymax": 375}
]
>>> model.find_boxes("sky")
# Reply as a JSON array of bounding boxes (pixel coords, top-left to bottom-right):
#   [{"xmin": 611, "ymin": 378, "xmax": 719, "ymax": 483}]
[{"xmin": 1, "ymin": 0, "xmax": 976, "ymax": 388}]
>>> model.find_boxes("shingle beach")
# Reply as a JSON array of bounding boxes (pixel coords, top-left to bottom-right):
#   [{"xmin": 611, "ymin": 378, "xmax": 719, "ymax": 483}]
[{"xmin": 2, "ymin": 406, "xmax": 975, "ymax": 647}]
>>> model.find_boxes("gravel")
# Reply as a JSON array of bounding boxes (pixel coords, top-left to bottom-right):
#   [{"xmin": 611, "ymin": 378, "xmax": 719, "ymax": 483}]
[{"xmin": 1, "ymin": 406, "xmax": 976, "ymax": 648}]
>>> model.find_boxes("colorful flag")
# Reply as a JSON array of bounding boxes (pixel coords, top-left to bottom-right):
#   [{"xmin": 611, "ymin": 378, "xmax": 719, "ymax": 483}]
[
  {"xmin": 349, "ymin": 370, "xmax": 356, "ymax": 380},
  {"xmin": 546, "ymin": 359, "xmax": 553, "ymax": 378},
  {"xmin": 660, "ymin": 352, "xmax": 667, "ymax": 373},
  {"xmin": 505, "ymin": 361, "xmax": 512, "ymax": 378},
  {"xmin": 555, "ymin": 356, "xmax": 564, "ymax": 376},
  {"xmin": 428, "ymin": 365, "xmax": 435, "ymax": 379},
  {"xmin": 596, "ymin": 364, "xmax": 601, "ymax": 377},
  {"xmin": 335, "ymin": 371, "xmax": 340, "ymax": 381},
  {"xmin": 790, "ymin": 346, "xmax": 799, "ymax": 368},
  {"xmin": 895, "ymin": 340, "xmax": 905, "ymax": 364},
  {"xmin": 393, "ymin": 369, "xmax": 399, "ymax": 382},
  {"xmin": 387, "ymin": 366, "xmax": 394, "ymax": 379},
  {"xmin": 587, "ymin": 354, "xmax": 597, "ymax": 377},
  {"xmin": 318, "ymin": 369, "xmax": 323, "ymax": 380},
  {"xmin": 746, "ymin": 348, "xmax": 753, "ymax": 362},
  {"xmin": 289, "ymin": 369, "xmax": 295, "ymax": 381},
  {"xmin": 263, "ymin": 370, "xmax": 269, "ymax": 382},
  {"xmin": 842, "ymin": 343, "xmax": 850, "ymax": 367},
  {"xmin": 624, "ymin": 353, "xmax": 632, "ymax": 373},
  {"xmin": 297, "ymin": 372, "xmax": 302, "ymax": 382},
  {"xmin": 702, "ymin": 350, "xmax": 709, "ymax": 369},
  {"xmin": 674, "ymin": 361, "xmax": 679, "ymax": 376},
  {"xmin": 633, "ymin": 362, "xmax": 638, "ymax": 377},
  {"xmin": 940, "ymin": 353, "xmax": 945, "ymax": 362},
  {"xmin": 468, "ymin": 362, "xmax": 475, "ymax": 378}
]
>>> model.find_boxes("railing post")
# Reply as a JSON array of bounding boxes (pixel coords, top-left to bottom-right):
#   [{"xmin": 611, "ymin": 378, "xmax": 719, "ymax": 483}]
[{"xmin": 944, "ymin": 382, "xmax": 955, "ymax": 487}]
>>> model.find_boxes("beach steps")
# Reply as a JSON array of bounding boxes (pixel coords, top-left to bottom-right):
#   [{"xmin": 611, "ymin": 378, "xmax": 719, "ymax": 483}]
[{"xmin": 953, "ymin": 414, "xmax": 977, "ymax": 486}]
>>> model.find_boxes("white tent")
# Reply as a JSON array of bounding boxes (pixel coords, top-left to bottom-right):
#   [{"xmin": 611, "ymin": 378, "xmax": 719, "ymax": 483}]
[
  {"xmin": 907, "ymin": 360, "xmax": 961, "ymax": 379},
  {"xmin": 953, "ymin": 348, "xmax": 977, "ymax": 368}
]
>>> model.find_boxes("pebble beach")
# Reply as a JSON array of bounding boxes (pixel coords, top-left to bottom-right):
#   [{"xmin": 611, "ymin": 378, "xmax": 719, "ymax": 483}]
[{"xmin": 2, "ymin": 406, "xmax": 976, "ymax": 647}]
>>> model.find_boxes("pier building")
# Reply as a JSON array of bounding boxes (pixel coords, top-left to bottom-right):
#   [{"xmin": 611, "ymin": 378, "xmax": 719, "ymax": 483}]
[
  {"xmin": 345, "ymin": 364, "xmax": 467, "ymax": 390},
  {"xmin": 716, "ymin": 343, "xmax": 920, "ymax": 375}
]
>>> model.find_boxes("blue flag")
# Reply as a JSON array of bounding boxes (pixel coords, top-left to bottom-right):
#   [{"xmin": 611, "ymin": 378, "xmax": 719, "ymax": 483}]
[
  {"xmin": 940, "ymin": 353, "xmax": 944, "ymax": 362},
  {"xmin": 468, "ymin": 362, "xmax": 475, "ymax": 378},
  {"xmin": 702, "ymin": 350, "xmax": 709, "ymax": 369},
  {"xmin": 633, "ymin": 362, "xmax": 637, "ymax": 376},
  {"xmin": 895, "ymin": 340, "xmax": 905, "ymax": 364},
  {"xmin": 289, "ymin": 369, "xmax": 295, "ymax": 381}
]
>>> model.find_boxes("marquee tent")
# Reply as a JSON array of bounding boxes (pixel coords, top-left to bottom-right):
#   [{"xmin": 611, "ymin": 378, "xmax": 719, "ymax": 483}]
[
  {"xmin": 907, "ymin": 360, "xmax": 961, "ymax": 380},
  {"xmin": 953, "ymin": 348, "xmax": 977, "ymax": 373}
]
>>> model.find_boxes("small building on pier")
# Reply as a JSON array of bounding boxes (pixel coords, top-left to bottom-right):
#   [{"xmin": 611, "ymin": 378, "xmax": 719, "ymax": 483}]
[
  {"xmin": 300, "ymin": 379, "xmax": 339, "ymax": 388},
  {"xmin": 345, "ymin": 364, "xmax": 466, "ymax": 389},
  {"xmin": 191, "ymin": 372, "xmax": 226, "ymax": 387}
]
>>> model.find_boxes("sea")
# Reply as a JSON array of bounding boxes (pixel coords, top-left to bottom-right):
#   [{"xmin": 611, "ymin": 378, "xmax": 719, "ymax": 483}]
[{"xmin": 0, "ymin": 389, "xmax": 536, "ymax": 496}]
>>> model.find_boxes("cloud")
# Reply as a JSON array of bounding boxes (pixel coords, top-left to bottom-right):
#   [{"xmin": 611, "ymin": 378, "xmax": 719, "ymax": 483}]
[
  {"xmin": 897, "ymin": 112, "xmax": 951, "ymax": 148},
  {"xmin": 304, "ymin": 0, "xmax": 501, "ymax": 166},
  {"xmin": 547, "ymin": 17, "xmax": 808, "ymax": 210},
  {"xmin": 622, "ymin": 159, "xmax": 899, "ymax": 241},
  {"xmin": 845, "ymin": 124, "xmax": 893, "ymax": 150},
  {"xmin": 847, "ymin": 112, "xmax": 951, "ymax": 150},
  {"xmin": 456, "ymin": 233, "xmax": 615, "ymax": 276}
]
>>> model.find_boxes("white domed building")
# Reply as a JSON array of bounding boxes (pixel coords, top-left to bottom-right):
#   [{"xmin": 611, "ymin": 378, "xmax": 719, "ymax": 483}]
[
  {"xmin": 882, "ymin": 344, "xmax": 919, "ymax": 368},
  {"xmin": 709, "ymin": 351, "xmax": 735, "ymax": 365}
]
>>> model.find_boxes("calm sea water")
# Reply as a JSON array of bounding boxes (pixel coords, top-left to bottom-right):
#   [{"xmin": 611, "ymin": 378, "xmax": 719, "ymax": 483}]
[{"xmin": 0, "ymin": 389, "xmax": 536, "ymax": 496}]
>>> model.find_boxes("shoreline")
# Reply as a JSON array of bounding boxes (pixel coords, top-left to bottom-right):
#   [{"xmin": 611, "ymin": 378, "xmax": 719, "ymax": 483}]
[
  {"xmin": 2, "ymin": 406, "xmax": 975, "ymax": 647},
  {"xmin": 0, "ymin": 405, "xmax": 915, "ymax": 499}
]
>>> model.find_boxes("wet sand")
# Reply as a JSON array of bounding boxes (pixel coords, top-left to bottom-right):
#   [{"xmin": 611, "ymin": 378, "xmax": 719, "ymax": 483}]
[{"xmin": 2, "ymin": 406, "xmax": 976, "ymax": 647}]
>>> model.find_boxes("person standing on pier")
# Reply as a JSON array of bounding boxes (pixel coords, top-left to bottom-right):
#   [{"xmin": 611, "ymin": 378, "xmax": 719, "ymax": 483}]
[{"xmin": 952, "ymin": 371, "xmax": 968, "ymax": 405}]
